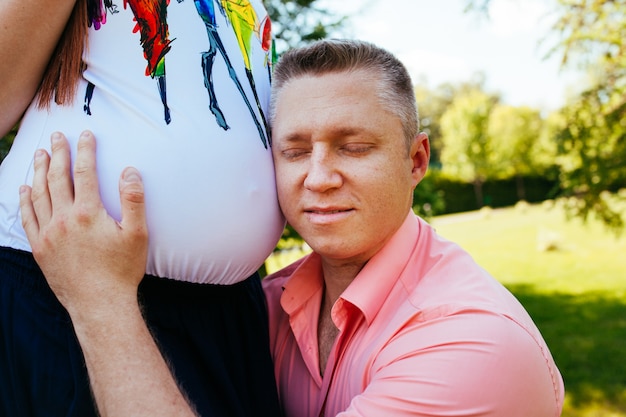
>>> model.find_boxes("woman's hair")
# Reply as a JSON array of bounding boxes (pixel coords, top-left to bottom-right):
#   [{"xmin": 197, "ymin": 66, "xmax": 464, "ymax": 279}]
[
  {"xmin": 36, "ymin": 0, "xmax": 88, "ymax": 109},
  {"xmin": 270, "ymin": 39, "xmax": 419, "ymax": 147}
]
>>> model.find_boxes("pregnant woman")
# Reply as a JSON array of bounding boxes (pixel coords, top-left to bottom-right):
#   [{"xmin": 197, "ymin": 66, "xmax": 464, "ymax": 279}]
[{"xmin": 0, "ymin": 1, "xmax": 284, "ymax": 416}]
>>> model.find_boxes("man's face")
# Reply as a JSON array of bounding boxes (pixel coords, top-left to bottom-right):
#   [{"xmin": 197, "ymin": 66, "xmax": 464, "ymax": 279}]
[{"xmin": 272, "ymin": 70, "xmax": 429, "ymax": 267}]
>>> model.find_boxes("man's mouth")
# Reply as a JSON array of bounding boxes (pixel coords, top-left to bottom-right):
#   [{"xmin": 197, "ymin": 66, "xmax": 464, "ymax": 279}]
[{"xmin": 307, "ymin": 209, "xmax": 349, "ymax": 214}]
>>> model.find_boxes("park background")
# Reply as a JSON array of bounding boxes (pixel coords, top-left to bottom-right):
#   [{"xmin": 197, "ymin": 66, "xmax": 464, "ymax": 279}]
[{"xmin": 1, "ymin": 1, "xmax": 625, "ymax": 416}]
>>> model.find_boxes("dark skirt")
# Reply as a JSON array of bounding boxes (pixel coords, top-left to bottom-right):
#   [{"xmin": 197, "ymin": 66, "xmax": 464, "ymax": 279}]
[{"xmin": 0, "ymin": 246, "xmax": 281, "ymax": 417}]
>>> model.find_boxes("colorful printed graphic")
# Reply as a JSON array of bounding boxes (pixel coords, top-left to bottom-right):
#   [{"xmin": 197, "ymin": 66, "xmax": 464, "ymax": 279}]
[
  {"xmin": 124, "ymin": 0, "xmax": 173, "ymax": 123},
  {"xmin": 84, "ymin": 0, "xmax": 272, "ymax": 147},
  {"xmin": 193, "ymin": 0, "xmax": 270, "ymax": 147},
  {"xmin": 87, "ymin": 0, "xmax": 118, "ymax": 29},
  {"xmin": 85, "ymin": 0, "xmax": 120, "ymax": 114}
]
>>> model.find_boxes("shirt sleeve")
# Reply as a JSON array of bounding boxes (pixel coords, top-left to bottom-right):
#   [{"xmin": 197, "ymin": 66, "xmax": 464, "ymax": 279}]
[{"xmin": 337, "ymin": 309, "xmax": 563, "ymax": 417}]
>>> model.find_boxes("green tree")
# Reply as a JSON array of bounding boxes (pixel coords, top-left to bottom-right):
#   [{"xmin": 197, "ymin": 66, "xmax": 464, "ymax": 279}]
[
  {"xmin": 487, "ymin": 104, "xmax": 544, "ymax": 200},
  {"xmin": 465, "ymin": 0, "xmax": 626, "ymax": 230},
  {"xmin": 415, "ymin": 75, "xmax": 487, "ymax": 167},
  {"xmin": 535, "ymin": 111, "xmax": 561, "ymax": 173},
  {"xmin": 415, "ymin": 84, "xmax": 446, "ymax": 167},
  {"xmin": 440, "ymin": 88, "xmax": 499, "ymax": 207},
  {"xmin": 413, "ymin": 171, "xmax": 446, "ymax": 218},
  {"xmin": 549, "ymin": 0, "xmax": 626, "ymax": 231},
  {"xmin": 0, "ymin": 125, "xmax": 17, "ymax": 163},
  {"xmin": 264, "ymin": 0, "xmax": 347, "ymax": 54},
  {"xmin": 463, "ymin": 0, "xmax": 490, "ymax": 14},
  {"xmin": 553, "ymin": 88, "xmax": 626, "ymax": 230}
]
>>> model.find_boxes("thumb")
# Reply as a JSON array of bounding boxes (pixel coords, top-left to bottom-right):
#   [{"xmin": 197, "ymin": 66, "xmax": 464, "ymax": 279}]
[{"xmin": 119, "ymin": 167, "xmax": 147, "ymax": 233}]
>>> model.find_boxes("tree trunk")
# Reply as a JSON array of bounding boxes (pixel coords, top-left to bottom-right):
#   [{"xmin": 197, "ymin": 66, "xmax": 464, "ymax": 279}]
[
  {"xmin": 473, "ymin": 179, "xmax": 484, "ymax": 208},
  {"xmin": 516, "ymin": 174, "xmax": 526, "ymax": 201}
]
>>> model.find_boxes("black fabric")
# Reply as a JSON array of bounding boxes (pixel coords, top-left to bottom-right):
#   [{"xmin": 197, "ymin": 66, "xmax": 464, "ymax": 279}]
[
  {"xmin": 0, "ymin": 247, "xmax": 282, "ymax": 417},
  {"xmin": 137, "ymin": 273, "xmax": 282, "ymax": 417}
]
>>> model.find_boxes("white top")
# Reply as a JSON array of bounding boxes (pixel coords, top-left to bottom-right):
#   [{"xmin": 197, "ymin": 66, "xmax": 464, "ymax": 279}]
[{"xmin": 0, "ymin": 0, "xmax": 284, "ymax": 284}]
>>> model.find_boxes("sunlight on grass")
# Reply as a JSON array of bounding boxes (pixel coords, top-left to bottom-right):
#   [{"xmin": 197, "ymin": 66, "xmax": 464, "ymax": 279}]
[
  {"xmin": 265, "ymin": 245, "xmax": 311, "ymax": 274},
  {"xmin": 430, "ymin": 201, "xmax": 626, "ymax": 296},
  {"xmin": 561, "ymin": 385, "xmax": 626, "ymax": 417}
]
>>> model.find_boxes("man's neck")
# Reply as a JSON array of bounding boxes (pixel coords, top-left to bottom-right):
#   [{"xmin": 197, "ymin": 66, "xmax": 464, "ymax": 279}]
[
  {"xmin": 317, "ymin": 259, "xmax": 364, "ymax": 375},
  {"xmin": 320, "ymin": 260, "xmax": 364, "ymax": 305},
  {"xmin": 318, "ymin": 291, "xmax": 339, "ymax": 376}
]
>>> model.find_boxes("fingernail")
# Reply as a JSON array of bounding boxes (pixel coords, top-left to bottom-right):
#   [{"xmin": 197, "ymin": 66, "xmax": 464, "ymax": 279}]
[
  {"xmin": 51, "ymin": 132, "xmax": 62, "ymax": 144},
  {"xmin": 19, "ymin": 185, "xmax": 29, "ymax": 195},
  {"xmin": 34, "ymin": 149, "xmax": 46, "ymax": 160},
  {"xmin": 79, "ymin": 130, "xmax": 92, "ymax": 141},
  {"xmin": 122, "ymin": 168, "xmax": 141, "ymax": 184}
]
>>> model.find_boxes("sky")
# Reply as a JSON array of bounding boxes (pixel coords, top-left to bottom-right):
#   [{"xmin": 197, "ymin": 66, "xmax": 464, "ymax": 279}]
[{"xmin": 319, "ymin": 0, "xmax": 583, "ymax": 111}]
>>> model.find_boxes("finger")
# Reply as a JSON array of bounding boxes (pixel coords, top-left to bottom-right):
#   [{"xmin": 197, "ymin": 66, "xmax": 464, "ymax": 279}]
[
  {"xmin": 72, "ymin": 130, "xmax": 101, "ymax": 211},
  {"xmin": 47, "ymin": 132, "xmax": 75, "ymax": 210},
  {"xmin": 30, "ymin": 148, "xmax": 52, "ymax": 225},
  {"xmin": 118, "ymin": 167, "xmax": 148, "ymax": 241},
  {"xmin": 19, "ymin": 185, "xmax": 40, "ymax": 243}
]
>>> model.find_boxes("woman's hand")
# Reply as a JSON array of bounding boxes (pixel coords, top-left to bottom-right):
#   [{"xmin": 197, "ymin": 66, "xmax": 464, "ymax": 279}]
[{"xmin": 19, "ymin": 130, "xmax": 148, "ymax": 319}]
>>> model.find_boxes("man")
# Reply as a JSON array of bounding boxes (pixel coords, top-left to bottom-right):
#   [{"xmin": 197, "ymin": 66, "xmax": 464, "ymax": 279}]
[
  {"xmin": 265, "ymin": 39, "xmax": 564, "ymax": 417},
  {"xmin": 20, "ymin": 39, "xmax": 564, "ymax": 417}
]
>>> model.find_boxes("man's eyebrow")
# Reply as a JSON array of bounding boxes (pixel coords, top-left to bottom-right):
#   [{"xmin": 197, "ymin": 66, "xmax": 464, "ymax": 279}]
[
  {"xmin": 331, "ymin": 127, "xmax": 362, "ymax": 137},
  {"xmin": 277, "ymin": 126, "xmax": 375, "ymax": 145},
  {"xmin": 280, "ymin": 132, "xmax": 309, "ymax": 144},
  {"xmin": 331, "ymin": 126, "xmax": 379, "ymax": 141}
]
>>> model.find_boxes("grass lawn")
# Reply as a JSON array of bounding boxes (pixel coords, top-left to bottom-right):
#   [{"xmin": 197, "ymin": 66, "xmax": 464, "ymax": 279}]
[{"xmin": 267, "ymin": 201, "xmax": 626, "ymax": 416}]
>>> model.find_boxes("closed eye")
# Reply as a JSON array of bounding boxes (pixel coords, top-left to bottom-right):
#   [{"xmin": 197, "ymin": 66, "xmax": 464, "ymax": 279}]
[
  {"xmin": 281, "ymin": 148, "xmax": 310, "ymax": 160},
  {"xmin": 341, "ymin": 143, "xmax": 375, "ymax": 155}
]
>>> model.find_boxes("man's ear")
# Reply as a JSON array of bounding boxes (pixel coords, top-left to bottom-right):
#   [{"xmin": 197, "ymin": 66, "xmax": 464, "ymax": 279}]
[{"xmin": 410, "ymin": 132, "xmax": 430, "ymax": 186}]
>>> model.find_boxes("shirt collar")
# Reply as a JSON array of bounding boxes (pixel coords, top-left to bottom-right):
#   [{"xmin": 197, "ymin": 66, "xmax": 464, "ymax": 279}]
[
  {"xmin": 280, "ymin": 252, "xmax": 324, "ymax": 317},
  {"xmin": 341, "ymin": 212, "xmax": 419, "ymax": 325},
  {"xmin": 281, "ymin": 212, "xmax": 420, "ymax": 326}
]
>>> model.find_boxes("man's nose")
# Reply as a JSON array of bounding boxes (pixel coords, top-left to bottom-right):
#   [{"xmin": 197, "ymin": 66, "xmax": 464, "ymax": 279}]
[{"xmin": 303, "ymin": 149, "xmax": 342, "ymax": 192}]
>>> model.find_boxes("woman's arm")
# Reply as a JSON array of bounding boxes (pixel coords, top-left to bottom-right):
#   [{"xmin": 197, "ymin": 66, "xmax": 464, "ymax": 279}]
[
  {"xmin": 0, "ymin": 0, "xmax": 77, "ymax": 136},
  {"xmin": 19, "ymin": 131, "xmax": 198, "ymax": 417}
]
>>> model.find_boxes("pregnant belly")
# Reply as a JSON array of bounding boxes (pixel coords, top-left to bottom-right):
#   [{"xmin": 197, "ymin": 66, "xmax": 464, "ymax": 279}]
[{"xmin": 140, "ymin": 161, "xmax": 284, "ymax": 284}]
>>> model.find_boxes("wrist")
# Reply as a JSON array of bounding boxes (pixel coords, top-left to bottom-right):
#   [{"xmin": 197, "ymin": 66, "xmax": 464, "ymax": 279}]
[{"xmin": 67, "ymin": 290, "xmax": 142, "ymax": 338}]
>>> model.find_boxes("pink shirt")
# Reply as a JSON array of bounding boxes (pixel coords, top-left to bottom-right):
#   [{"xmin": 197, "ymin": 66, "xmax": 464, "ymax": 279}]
[{"xmin": 263, "ymin": 213, "xmax": 564, "ymax": 417}]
